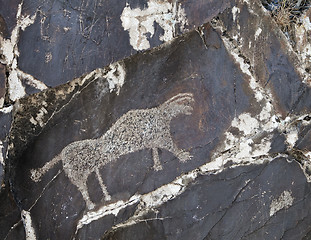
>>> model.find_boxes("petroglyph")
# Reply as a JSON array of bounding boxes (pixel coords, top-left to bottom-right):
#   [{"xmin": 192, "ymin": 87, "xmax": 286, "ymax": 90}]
[{"xmin": 30, "ymin": 93, "xmax": 194, "ymax": 209}]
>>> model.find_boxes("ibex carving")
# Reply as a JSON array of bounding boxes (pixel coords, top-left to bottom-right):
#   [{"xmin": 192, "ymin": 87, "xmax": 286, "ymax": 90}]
[{"xmin": 30, "ymin": 93, "xmax": 194, "ymax": 209}]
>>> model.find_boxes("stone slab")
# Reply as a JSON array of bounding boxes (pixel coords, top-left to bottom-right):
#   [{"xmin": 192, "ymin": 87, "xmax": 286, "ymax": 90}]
[
  {"xmin": 2, "ymin": 0, "xmax": 311, "ymax": 239},
  {"xmin": 15, "ymin": 0, "xmax": 234, "ymax": 88}
]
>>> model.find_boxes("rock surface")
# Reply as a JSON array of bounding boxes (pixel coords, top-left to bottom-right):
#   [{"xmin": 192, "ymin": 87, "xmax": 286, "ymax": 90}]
[{"xmin": 1, "ymin": 0, "xmax": 311, "ymax": 239}]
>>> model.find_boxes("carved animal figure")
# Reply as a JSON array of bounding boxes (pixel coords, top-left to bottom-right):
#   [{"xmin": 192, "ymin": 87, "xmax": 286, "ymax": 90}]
[{"xmin": 30, "ymin": 93, "xmax": 194, "ymax": 209}]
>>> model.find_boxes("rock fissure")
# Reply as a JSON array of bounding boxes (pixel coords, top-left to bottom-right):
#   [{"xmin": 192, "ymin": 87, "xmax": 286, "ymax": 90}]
[
  {"xmin": 75, "ymin": 151, "xmax": 285, "ymax": 235},
  {"xmin": 3, "ymin": 220, "xmax": 22, "ymax": 240},
  {"xmin": 0, "ymin": 2, "xmax": 47, "ymax": 104}
]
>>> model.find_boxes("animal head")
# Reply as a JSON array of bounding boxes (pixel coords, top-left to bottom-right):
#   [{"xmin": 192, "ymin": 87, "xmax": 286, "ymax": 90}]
[
  {"xmin": 161, "ymin": 93, "xmax": 194, "ymax": 117},
  {"xmin": 30, "ymin": 168, "xmax": 42, "ymax": 182}
]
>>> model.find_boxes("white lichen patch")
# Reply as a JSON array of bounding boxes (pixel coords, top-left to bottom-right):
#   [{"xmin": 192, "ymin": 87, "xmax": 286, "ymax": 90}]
[
  {"xmin": 302, "ymin": 15, "xmax": 311, "ymax": 31},
  {"xmin": 21, "ymin": 210, "xmax": 37, "ymax": 240},
  {"xmin": 27, "ymin": 61, "xmax": 124, "ymax": 128},
  {"xmin": 220, "ymin": 110, "xmax": 276, "ymax": 164},
  {"xmin": 285, "ymin": 130, "xmax": 298, "ymax": 148},
  {"xmin": 0, "ymin": 105, "xmax": 13, "ymax": 114},
  {"xmin": 294, "ymin": 13, "xmax": 311, "ymax": 85},
  {"xmin": 7, "ymin": 60, "xmax": 26, "ymax": 102},
  {"xmin": 120, "ymin": 0, "xmax": 188, "ymax": 51},
  {"xmin": 0, "ymin": 2, "xmax": 48, "ymax": 101},
  {"xmin": 17, "ymin": 69, "xmax": 48, "ymax": 91},
  {"xmin": 303, "ymin": 151, "xmax": 311, "ymax": 182},
  {"xmin": 96, "ymin": 62, "xmax": 126, "ymax": 95},
  {"xmin": 254, "ymin": 27, "xmax": 262, "ymax": 40},
  {"xmin": 77, "ymin": 195, "xmax": 140, "ymax": 229},
  {"xmin": 295, "ymin": 18, "xmax": 311, "ymax": 61},
  {"xmin": 277, "ymin": 115, "xmax": 308, "ymax": 149},
  {"xmin": 224, "ymin": 112, "xmax": 273, "ymax": 161},
  {"xmin": 269, "ymin": 190, "xmax": 294, "ymax": 216},
  {"xmin": 220, "ymin": 33, "xmax": 269, "ymax": 103},
  {"xmin": 0, "ymin": 140, "xmax": 4, "ymax": 166},
  {"xmin": 252, "ymin": 136, "xmax": 272, "ymax": 156},
  {"xmin": 204, "ymin": 29, "xmax": 288, "ymax": 168},
  {"xmin": 216, "ymin": 73, "xmax": 277, "ymax": 164},
  {"xmin": 232, "ymin": 113, "xmax": 260, "ymax": 135},
  {"xmin": 211, "ymin": 23, "xmax": 311, "ymax": 186},
  {"xmin": 232, "ymin": 6, "xmax": 240, "ymax": 22},
  {"xmin": 217, "ymin": 15, "xmax": 307, "ymax": 153}
]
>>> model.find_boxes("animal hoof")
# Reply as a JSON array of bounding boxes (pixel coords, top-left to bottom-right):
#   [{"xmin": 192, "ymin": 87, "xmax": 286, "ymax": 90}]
[
  {"xmin": 153, "ymin": 164, "xmax": 163, "ymax": 171},
  {"xmin": 88, "ymin": 203, "xmax": 95, "ymax": 210},
  {"xmin": 30, "ymin": 169, "xmax": 41, "ymax": 182},
  {"xmin": 105, "ymin": 195, "xmax": 112, "ymax": 201}
]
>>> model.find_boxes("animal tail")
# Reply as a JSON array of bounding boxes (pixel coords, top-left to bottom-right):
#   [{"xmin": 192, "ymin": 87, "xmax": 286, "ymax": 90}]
[{"xmin": 30, "ymin": 154, "xmax": 62, "ymax": 182}]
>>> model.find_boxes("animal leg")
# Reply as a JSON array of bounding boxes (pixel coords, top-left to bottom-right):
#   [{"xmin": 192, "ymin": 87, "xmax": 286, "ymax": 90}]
[
  {"xmin": 152, "ymin": 148, "xmax": 163, "ymax": 171},
  {"xmin": 95, "ymin": 168, "xmax": 111, "ymax": 201},
  {"xmin": 165, "ymin": 141, "xmax": 192, "ymax": 162},
  {"xmin": 77, "ymin": 181, "xmax": 95, "ymax": 210}
]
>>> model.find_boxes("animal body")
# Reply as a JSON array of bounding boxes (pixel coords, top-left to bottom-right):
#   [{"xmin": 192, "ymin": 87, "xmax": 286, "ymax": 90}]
[{"xmin": 31, "ymin": 93, "xmax": 194, "ymax": 209}]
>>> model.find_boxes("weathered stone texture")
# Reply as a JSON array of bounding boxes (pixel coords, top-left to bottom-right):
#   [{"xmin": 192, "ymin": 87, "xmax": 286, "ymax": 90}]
[
  {"xmin": 0, "ymin": 0, "xmax": 20, "ymax": 38},
  {"xmin": 103, "ymin": 159, "xmax": 311, "ymax": 240},
  {"xmin": 15, "ymin": 0, "xmax": 235, "ymax": 88},
  {"xmin": 1, "ymin": 0, "xmax": 311, "ymax": 239},
  {"xmin": 212, "ymin": 0, "xmax": 311, "ymax": 116}
]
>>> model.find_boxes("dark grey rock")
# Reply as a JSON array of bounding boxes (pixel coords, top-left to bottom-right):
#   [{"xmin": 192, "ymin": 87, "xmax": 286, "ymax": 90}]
[
  {"xmin": 0, "ymin": 63, "xmax": 5, "ymax": 106},
  {"xmin": 1, "ymin": 0, "xmax": 311, "ymax": 239},
  {"xmin": 0, "ymin": 187, "xmax": 24, "ymax": 240},
  {"xmin": 0, "ymin": 0, "xmax": 21, "ymax": 38},
  {"xmin": 16, "ymin": 0, "xmax": 235, "ymax": 89},
  {"xmin": 103, "ymin": 158, "xmax": 311, "ymax": 240},
  {"xmin": 10, "ymin": 26, "xmax": 252, "ymax": 238},
  {"xmin": 0, "ymin": 106, "xmax": 12, "ymax": 185}
]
